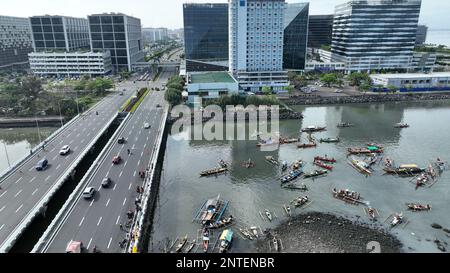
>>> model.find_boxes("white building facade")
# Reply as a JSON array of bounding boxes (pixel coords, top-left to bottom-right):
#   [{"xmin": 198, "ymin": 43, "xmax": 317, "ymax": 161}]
[
  {"xmin": 371, "ymin": 72, "xmax": 450, "ymax": 92},
  {"xmin": 29, "ymin": 51, "xmax": 112, "ymax": 77},
  {"xmin": 229, "ymin": 0, "xmax": 288, "ymax": 92}
]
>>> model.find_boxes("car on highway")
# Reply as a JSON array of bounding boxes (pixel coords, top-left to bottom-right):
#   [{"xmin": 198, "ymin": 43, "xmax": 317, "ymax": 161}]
[
  {"xmin": 82, "ymin": 187, "xmax": 95, "ymax": 199},
  {"xmin": 101, "ymin": 177, "xmax": 112, "ymax": 188},
  {"xmin": 144, "ymin": 123, "xmax": 151, "ymax": 129},
  {"xmin": 334, "ymin": 89, "xmax": 343, "ymax": 93},
  {"xmin": 35, "ymin": 158, "xmax": 48, "ymax": 171},
  {"xmin": 118, "ymin": 137, "xmax": 126, "ymax": 144},
  {"xmin": 112, "ymin": 155, "xmax": 122, "ymax": 164},
  {"xmin": 66, "ymin": 240, "xmax": 83, "ymax": 253},
  {"xmin": 119, "ymin": 91, "xmax": 124, "ymax": 96},
  {"xmin": 156, "ymin": 104, "xmax": 161, "ymax": 108},
  {"xmin": 59, "ymin": 145, "xmax": 71, "ymax": 155}
]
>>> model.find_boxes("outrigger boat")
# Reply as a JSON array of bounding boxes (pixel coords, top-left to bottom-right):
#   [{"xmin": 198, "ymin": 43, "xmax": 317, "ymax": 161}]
[
  {"xmin": 292, "ymin": 160, "xmax": 304, "ymax": 170},
  {"xmin": 332, "ymin": 188, "xmax": 364, "ymax": 205},
  {"xmin": 250, "ymin": 227, "xmax": 259, "ymax": 238},
  {"xmin": 272, "ymin": 237, "xmax": 279, "ymax": 252},
  {"xmin": 281, "ymin": 161, "xmax": 288, "ymax": 172},
  {"xmin": 239, "ymin": 228, "xmax": 254, "ymax": 240},
  {"xmin": 280, "ymin": 137, "xmax": 299, "ymax": 144},
  {"xmin": 283, "ymin": 205, "xmax": 292, "ymax": 217},
  {"xmin": 301, "ymin": 126, "xmax": 327, "ymax": 133},
  {"xmin": 265, "ymin": 209, "xmax": 273, "ymax": 221},
  {"xmin": 314, "ymin": 156, "xmax": 336, "ymax": 163},
  {"xmin": 202, "ymin": 228, "xmax": 210, "ymax": 253},
  {"xmin": 384, "ymin": 164, "xmax": 425, "ymax": 176},
  {"xmin": 175, "ymin": 235, "xmax": 188, "ymax": 253},
  {"xmin": 265, "ymin": 156, "xmax": 279, "ymax": 166},
  {"xmin": 348, "ymin": 146, "xmax": 383, "ymax": 155},
  {"xmin": 303, "ymin": 169, "xmax": 328, "ymax": 179},
  {"xmin": 281, "ymin": 170, "xmax": 303, "ymax": 184},
  {"xmin": 348, "ymin": 157, "xmax": 372, "ymax": 175},
  {"xmin": 365, "ymin": 207, "xmax": 378, "ymax": 220},
  {"xmin": 390, "ymin": 213, "xmax": 404, "ymax": 227},
  {"xmin": 200, "ymin": 167, "xmax": 227, "ymax": 177},
  {"xmin": 257, "ymin": 138, "xmax": 279, "ymax": 147},
  {"xmin": 219, "ymin": 229, "xmax": 233, "ymax": 253},
  {"xmin": 313, "ymin": 160, "xmax": 333, "ymax": 171},
  {"xmin": 320, "ymin": 137, "xmax": 340, "ymax": 143},
  {"xmin": 394, "ymin": 123, "xmax": 410, "ymax": 128},
  {"xmin": 282, "ymin": 183, "xmax": 308, "ymax": 191},
  {"xmin": 406, "ymin": 203, "xmax": 432, "ymax": 212},
  {"xmin": 194, "ymin": 195, "xmax": 229, "ymax": 227},
  {"xmin": 291, "ymin": 196, "xmax": 309, "ymax": 208},
  {"xmin": 337, "ymin": 122, "xmax": 354, "ymax": 128},
  {"xmin": 207, "ymin": 215, "xmax": 234, "ymax": 229},
  {"xmin": 297, "ymin": 142, "xmax": 317, "ymax": 149}
]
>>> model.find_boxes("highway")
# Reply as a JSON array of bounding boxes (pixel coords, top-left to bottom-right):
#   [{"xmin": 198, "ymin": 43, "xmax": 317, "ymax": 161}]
[
  {"xmin": 43, "ymin": 70, "xmax": 171, "ymax": 253},
  {"xmin": 0, "ymin": 78, "xmax": 145, "ymax": 250}
]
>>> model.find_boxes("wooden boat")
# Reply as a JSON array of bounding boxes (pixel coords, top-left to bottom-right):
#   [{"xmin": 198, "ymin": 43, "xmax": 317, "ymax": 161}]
[
  {"xmin": 314, "ymin": 156, "xmax": 336, "ymax": 163},
  {"xmin": 337, "ymin": 122, "xmax": 354, "ymax": 128},
  {"xmin": 332, "ymin": 188, "xmax": 363, "ymax": 205},
  {"xmin": 394, "ymin": 123, "xmax": 410, "ymax": 128},
  {"xmin": 265, "ymin": 209, "xmax": 273, "ymax": 221},
  {"xmin": 202, "ymin": 228, "xmax": 210, "ymax": 253},
  {"xmin": 297, "ymin": 142, "xmax": 317, "ymax": 149},
  {"xmin": 384, "ymin": 164, "xmax": 425, "ymax": 176},
  {"xmin": 390, "ymin": 213, "xmax": 404, "ymax": 227},
  {"xmin": 175, "ymin": 235, "xmax": 188, "ymax": 253},
  {"xmin": 280, "ymin": 138, "xmax": 299, "ymax": 144},
  {"xmin": 365, "ymin": 207, "xmax": 377, "ymax": 220},
  {"xmin": 250, "ymin": 227, "xmax": 259, "ymax": 238},
  {"xmin": 283, "ymin": 205, "xmax": 292, "ymax": 217},
  {"xmin": 301, "ymin": 126, "xmax": 327, "ymax": 133},
  {"xmin": 194, "ymin": 194, "xmax": 229, "ymax": 226},
  {"xmin": 348, "ymin": 157, "xmax": 372, "ymax": 175},
  {"xmin": 200, "ymin": 167, "xmax": 227, "ymax": 177},
  {"xmin": 292, "ymin": 160, "xmax": 304, "ymax": 170},
  {"xmin": 303, "ymin": 169, "xmax": 328, "ymax": 179},
  {"xmin": 281, "ymin": 170, "xmax": 303, "ymax": 184},
  {"xmin": 281, "ymin": 161, "xmax": 288, "ymax": 171},
  {"xmin": 348, "ymin": 146, "xmax": 383, "ymax": 155},
  {"xmin": 218, "ymin": 160, "xmax": 228, "ymax": 168},
  {"xmin": 291, "ymin": 196, "xmax": 309, "ymax": 208},
  {"xmin": 207, "ymin": 215, "xmax": 233, "ymax": 229},
  {"xmin": 265, "ymin": 156, "xmax": 279, "ymax": 166},
  {"xmin": 239, "ymin": 228, "xmax": 254, "ymax": 240},
  {"xmin": 273, "ymin": 237, "xmax": 279, "ymax": 252},
  {"xmin": 313, "ymin": 160, "xmax": 333, "ymax": 171},
  {"xmin": 320, "ymin": 137, "xmax": 340, "ymax": 143},
  {"xmin": 186, "ymin": 240, "xmax": 196, "ymax": 253},
  {"xmin": 406, "ymin": 203, "xmax": 431, "ymax": 212},
  {"xmin": 257, "ymin": 138, "xmax": 279, "ymax": 147},
  {"xmin": 219, "ymin": 229, "xmax": 233, "ymax": 253},
  {"xmin": 282, "ymin": 183, "xmax": 308, "ymax": 191}
]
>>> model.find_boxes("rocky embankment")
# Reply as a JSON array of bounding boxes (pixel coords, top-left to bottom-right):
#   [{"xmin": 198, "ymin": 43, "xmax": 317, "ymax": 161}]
[
  {"xmin": 282, "ymin": 92, "xmax": 450, "ymax": 106},
  {"xmin": 255, "ymin": 212, "xmax": 403, "ymax": 253}
]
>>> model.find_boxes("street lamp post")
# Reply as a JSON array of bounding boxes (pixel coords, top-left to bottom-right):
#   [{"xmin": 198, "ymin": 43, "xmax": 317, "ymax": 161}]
[
  {"xmin": 58, "ymin": 100, "xmax": 64, "ymax": 127},
  {"xmin": 3, "ymin": 142, "xmax": 11, "ymax": 169},
  {"xmin": 35, "ymin": 112, "xmax": 42, "ymax": 144}
]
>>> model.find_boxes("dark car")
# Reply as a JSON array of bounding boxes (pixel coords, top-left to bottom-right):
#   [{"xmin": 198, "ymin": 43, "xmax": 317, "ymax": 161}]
[
  {"xmin": 101, "ymin": 177, "xmax": 111, "ymax": 188},
  {"xmin": 118, "ymin": 137, "xmax": 126, "ymax": 144},
  {"xmin": 35, "ymin": 158, "xmax": 48, "ymax": 171},
  {"xmin": 156, "ymin": 104, "xmax": 161, "ymax": 108}
]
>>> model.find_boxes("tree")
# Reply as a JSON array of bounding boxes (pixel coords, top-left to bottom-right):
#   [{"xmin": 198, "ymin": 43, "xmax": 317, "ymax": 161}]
[
  {"xmin": 164, "ymin": 88, "xmax": 182, "ymax": 105},
  {"xmin": 286, "ymin": 85, "xmax": 295, "ymax": 97},
  {"xmin": 387, "ymin": 85, "xmax": 398, "ymax": 94},
  {"xmin": 359, "ymin": 82, "xmax": 373, "ymax": 93},
  {"xmin": 320, "ymin": 73, "xmax": 338, "ymax": 87},
  {"xmin": 262, "ymin": 86, "xmax": 272, "ymax": 95}
]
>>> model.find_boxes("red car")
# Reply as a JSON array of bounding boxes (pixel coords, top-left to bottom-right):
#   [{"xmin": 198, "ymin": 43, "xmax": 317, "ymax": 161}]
[{"xmin": 112, "ymin": 156, "xmax": 122, "ymax": 164}]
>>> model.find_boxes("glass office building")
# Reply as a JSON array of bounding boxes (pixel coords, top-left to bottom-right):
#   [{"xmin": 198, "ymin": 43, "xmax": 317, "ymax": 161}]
[
  {"xmin": 183, "ymin": 3, "xmax": 229, "ymax": 72},
  {"xmin": 284, "ymin": 2, "xmax": 309, "ymax": 70},
  {"xmin": 88, "ymin": 13, "xmax": 144, "ymax": 73},
  {"xmin": 308, "ymin": 15, "xmax": 334, "ymax": 48},
  {"xmin": 0, "ymin": 16, "xmax": 33, "ymax": 69},
  {"xmin": 29, "ymin": 15, "xmax": 90, "ymax": 52}
]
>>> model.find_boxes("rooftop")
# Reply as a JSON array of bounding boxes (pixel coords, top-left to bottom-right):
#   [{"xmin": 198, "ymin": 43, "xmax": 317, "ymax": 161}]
[
  {"xmin": 371, "ymin": 73, "xmax": 450, "ymax": 79},
  {"xmin": 190, "ymin": 72, "xmax": 236, "ymax": 84}
]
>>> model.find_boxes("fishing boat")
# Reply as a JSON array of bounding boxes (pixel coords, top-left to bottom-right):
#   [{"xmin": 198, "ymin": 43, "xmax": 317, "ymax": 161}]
[
  {"xmin": 313, "ymin": 160, "xmax": 333, "ymax": 171},
  {"xmin": 384, "ymin": 164, "xmax": 425, "ymax": 176},
  {"xmin": 291, "ymin": 196, "xmax": 309, "ymax": 208},
  {"xmin": 257, "ymin": 138, "xmax": 279, "ymax": 147},
  {"xmin": 391, "ymin": 213, "xmax": 404, "ymax": 227},
  {"xmin": 280, "ymin": 138, "xmax": 299, "ymax": 144},
  {"xmin": 301, "ymin": 126, "xmax": 327, "ymax": 133},
  {"xmin": 292, "ymin": 160, "xmax": 304, "ymax": 170},
  {"xmin": 348, "ymin": 157, "xmax": 372, "ymax": 175},
  {"xmin": 283, "ymin": 205, "xmax": 292, "ymax": 217},
  {"xmin": 406, "ymin": 203, "xmax": 432, "ymax": 212},
  {"xmin": 218, "ymin": 160, "xmax": 228, "ymax": 168},
  {"xmin": 297, "ymin": 142, "xmax": 317, "ymax": 149},
  {"xmin": 434, "ymin": 158, "xmax": 446, "ymax": 173},
  {"xmin": 282, "ymin": 183, "xmax": 308, "ymax": 191},
  {"xmin": 281, "ymin": 170, "xmax": 303, "ymax": 184},
  {"xmin": 332, "ymin": 188, "xmax": 363, "ymax": 205},
  {"xmin": 242, "ymin": 158, "xmax": 255, "ymax": 169},
  {"xmin": 265, "ymin": 209, "xmax": 273, "ymax": 221},
  {"xmin": 202, "ymin": 228, "xmax": 210, "ymax": 253},
  {"xmin": 219, "ymin": 229, "xmax": 233, "ymax": 253},
  {"xmin": 366, "ymin": 207, "xmax": 377, "ymax": 220},
  {"xmin": 281, "ymin": 161, "xmax": 288, "ymax": 172},
  {"xmin": 273, "ymin": 237, "xmax": 279, "ymax": 252},
  {"xmin": 175, "ymin": 235, "xmax": 188, "ymax": 253},
  {"xmin": 394, "ymin": 123, "xmax": 410, "ymax": 128},
  {"xmin": 207, "ymin": 216, "xmax": 234, "ymax": 229},
  {"xmin": 194, "ymin": 195, "xmax": 229, "ymax": 226},
  {"xmin": 303, "ymin": 169, "xmax": 328, "ymax": 179},
  {"xmin": 320, "ymin": 137, "xmax": 340, "ymax": 143},
  {"xmin": 239, "ymin": 228, "xmax": 254, "ymax": 240},
  {"xmin": 348, "ymin": 146, "xmax": 383, "ymax": 155},
  {"xmin": 200, "ymin": 167, "xmax": 227, "ymax": 177},
  {"xmin": 265, "ymin": 156, "xmax": 279, "ymax": 166},
  {"xmin": 250, "ymin": 227, "xmax": 259, "ymax": 238},
  {"xmin": 186, "ymin": 240, "xmax": 196, "ymax": 253},
  {"xmin": 337, "ymin": 122, "xmax": 354, "ymax": 128},
  {"xmin": 314, "ymin": 156, "xmax": 336, "ymax": 163}
]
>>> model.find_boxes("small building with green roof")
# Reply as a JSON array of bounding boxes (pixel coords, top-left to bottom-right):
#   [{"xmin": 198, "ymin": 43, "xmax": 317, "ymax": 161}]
[{"xmin": 186, "ymin": 71, "xmax": 239, "ymax": 106}]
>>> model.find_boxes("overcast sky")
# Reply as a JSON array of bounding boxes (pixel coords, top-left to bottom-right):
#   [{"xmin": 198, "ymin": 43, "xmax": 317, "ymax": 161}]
[{"xmin": 1, "ymin": 0, "xmax": 449, "ymax": 30}]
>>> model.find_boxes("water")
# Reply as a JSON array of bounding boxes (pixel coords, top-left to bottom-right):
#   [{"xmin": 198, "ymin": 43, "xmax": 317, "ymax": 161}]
[
  {"xmin": 150, "ymin": 100, "xmax": 450, "ymax": 253},
  {"xmin": 0, "ymin": 127, "xmax": 57, "ymax": 173},
  {"xmin": 426, "ymin": 29, "xmax": 450, "ymax": 47}
]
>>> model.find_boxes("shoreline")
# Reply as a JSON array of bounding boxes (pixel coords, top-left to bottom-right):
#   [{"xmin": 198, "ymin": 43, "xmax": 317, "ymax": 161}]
[{"xmin": 254, "ymin": 211, "xmax": 403, "ymax": 253}]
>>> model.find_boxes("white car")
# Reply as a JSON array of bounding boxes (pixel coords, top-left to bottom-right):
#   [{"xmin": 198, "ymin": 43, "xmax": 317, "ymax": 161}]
[
  {"xmin": 82, "ymin": 187, "xmax": 95, "ymax": 199},
  {"xmin": 144, "ymin": 123, "xmax": 151, "ymax": 129},
  {"xmin": 334, "ymin": 89, "xmax": 343, "ymax": 93},
  {"xmin": 59, "ymin": 145, "xmax": 70, "ymax": 155}
]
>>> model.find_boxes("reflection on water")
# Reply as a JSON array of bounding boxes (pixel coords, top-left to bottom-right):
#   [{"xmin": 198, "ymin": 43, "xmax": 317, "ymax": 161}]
[
  {"xmin": 152, "ymin": 100, "xmax": 450, "ymax": 253},
  {"xmin": 0, "ymin": 127, "xmax": 56, "ymax": 172}
]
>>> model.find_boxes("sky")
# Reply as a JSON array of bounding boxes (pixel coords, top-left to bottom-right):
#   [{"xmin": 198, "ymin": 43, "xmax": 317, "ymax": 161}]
[{"xmin": 1, "ymin": 0, "xmax": 449, "ymax": 30}]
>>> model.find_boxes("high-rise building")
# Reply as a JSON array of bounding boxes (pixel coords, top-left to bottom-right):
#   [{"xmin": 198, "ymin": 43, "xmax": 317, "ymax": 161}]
[
  {"xmin": 283, "ymin": 2, "xmax": 309, "ymax": 70},
  {"xmin": 143, "ymin": 28, "xmax": 169, "ymax": 43},
  {"xmin": 308, "ymin": 15, "xmax": 334, "ymax": 49},
  {"xmin": 331, "ymin": 0, "xmax": 422, "ymax": 72},
  {"xmin": 88, "ymin": 13, "xmax": 144, "ymax": 73},
  {"xmin": 416, "ymin": 24, "xmax": 428, "ymax": 45},
  {"xmin": 229, "ymin": 0, "xmax": 288, "ymax": 92},
  {"xmin": 183, "ymin": 3, "xmax": 229, "ymax": 72},
  {"xmin": 29, "ymin": 15, "xmax": 90, "ymax": 52},
  {"xmin": 0, "ymin": 16, "xmax": 33, "ymax": 69}
]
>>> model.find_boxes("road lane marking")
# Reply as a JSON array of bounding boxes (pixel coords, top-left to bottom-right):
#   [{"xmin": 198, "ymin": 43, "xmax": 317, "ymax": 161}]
[
  {"xmin": 141, "ymin": 151, "xmax": 144, "ymax": 157},
  {"xmin": 56, "ymin": 164, "xmax": 61, "ymax": 170},
  {"xmin": 124, "ymin": 161, "xmax": 128, "ymax": 167},
  {"xmin": 122, "ymin": 198, "xmax": 127, "ymax": 206},
  {"xmin": 79, "ymin": 217, "xmax": 85, "ymax": 227},
  {"xmin": 97, "ymin": 217, "xmax": 102, "ymax": 226},
  {"xmin": 89, "ymin": 199, "xmax": 94, "ymax": 207},
  {"xmin": 69, "ymin": 140, "xmax": 74, "ymax": 144},
  {"xmin": 106, "ymin": 198, "xmax": 110, "ymax": 207},
  {"xmin": 15, "ymin": 204, "xmax": 23, "ymax": 213},
  {"xmin": 28, "ymin": 166, "xmax": 35, "ymax": 172},
  {"xmin": 31, "ymin": 189, "xmax": 38, "ymax": 196},
  {"xmin": 129, "ymin": 183, "xmax": 132, "ymax": 190},
  {"xmin": 52, "ymin": 155, "xmax": 58, "ymax": 161},
  {"xmin": 119, "ymin": 171, "xmax": 123, "ymax": 177},
  {"xmin": 15, "ymin": 177, "xmax": 23, "ymax": 184},
  {"xmin": 45, "ymin": 176, "xmax": 51, "ymax": 182},
  {"xmin": 0, "ymin": 206, "xmax": 5, "ymax": 212},
  {"xmin": 0, "ymin": 224, "xmax": 4, "ymax": 231},
  {"xmin": 29, "ymin": 177, "xmax": 36, "ymax": 183},
  {"xmin": 87, "ymin": 238, "xmax": 93, "ymax": 249},
  {"xmin": 133, "ymin": 170, "xmax": 136, "ymax": 177},
  {"xmin": 14, "ymin": 190, "xmax": 23, "ymax": 198},
  {"xmin": 107, "ymin": 237, "xmax": 112, "ymax": 249},
  {"xmin": 137, "ymin": 160, "xmax": 140, "ymax": 166},
  {"xmin": 113, "ymin": 184, "xmax": 117, "ymax": 191}
]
